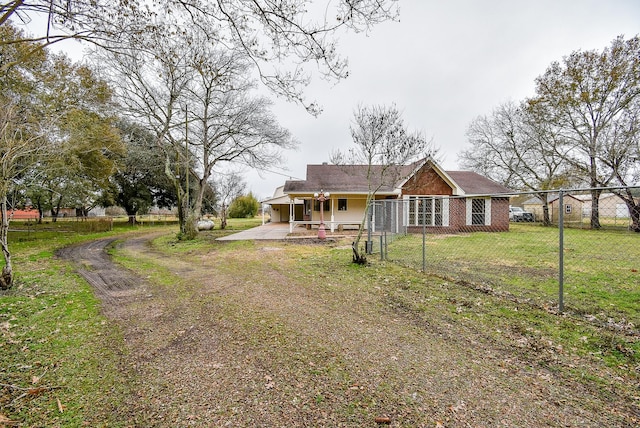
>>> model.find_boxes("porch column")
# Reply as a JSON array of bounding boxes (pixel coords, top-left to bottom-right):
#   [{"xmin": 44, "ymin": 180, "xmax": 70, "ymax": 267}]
[
  {"xmin": 289, "ymin": 198, "xmax": 294, "ymax": 233},
  {"xmin": 330, "ymin": 198, "xmax": 335, "ymax": 232}
]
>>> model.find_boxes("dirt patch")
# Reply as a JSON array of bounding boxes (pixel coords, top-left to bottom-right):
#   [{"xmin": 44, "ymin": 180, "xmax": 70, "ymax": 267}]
[{"xmin": 59, "ymin": 233, "xmax": 639, "ymax": 427}]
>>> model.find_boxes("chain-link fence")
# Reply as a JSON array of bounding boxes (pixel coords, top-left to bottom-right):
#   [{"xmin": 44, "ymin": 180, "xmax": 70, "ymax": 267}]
[{"xmin": 365, "ymin": 186, "xmax": 640, "ymax": 330}]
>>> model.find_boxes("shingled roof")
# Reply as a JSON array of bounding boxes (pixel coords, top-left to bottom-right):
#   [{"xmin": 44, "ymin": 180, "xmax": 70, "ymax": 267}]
[
  {"xmin": 446, "ymin": 171, "xmax": 512, "ymax": 195},
  {"xmin": 283, "ymin": 160, "xmax": 512, "ymax": 196},
  {"xmin": 284, "ymin": 162, "xmax": 420, "ymax": 194}
]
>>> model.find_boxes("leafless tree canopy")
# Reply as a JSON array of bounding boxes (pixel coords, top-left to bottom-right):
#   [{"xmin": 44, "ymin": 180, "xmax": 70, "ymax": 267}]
[
  {"xmin": 332, "ymin": 103, "xmax": 437, "ymax": 263},
  {"xmin": 2, "ymin": 0, "xmax": 398, "ymax": 110},
  {"xmin": 460, "ymin": 35, "xmax": 640, "ymax": 230}
]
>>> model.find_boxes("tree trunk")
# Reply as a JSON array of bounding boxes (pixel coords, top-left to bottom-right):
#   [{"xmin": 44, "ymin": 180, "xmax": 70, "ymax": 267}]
[
  {"xmin": 33, "ymin": 195, "xmax": 44, "ymax": 224},
  {"xmin": 220, "ymin": 205, "xmax": 227, "ymax": 229},
  {"xmin": 590, "ymin": 189, "xmax": 602, "ymax": 229},
  {"xmin": 0, "ymin": 197, "xmax": 13, "ymax": 290},
  {"xmin": 352, "ymin": 196, "xmax": 373, "ymax": 264},
  {"xmin": 540, "ymin": 194, "xmax": 551, "ymax": 226},
  {"xmin": 181, "ymin": 188, "xmax": 197, "ymax": 240},
  {"xmin": 50, "ymin": 193, "xmax": 64, "ymax": 223},
  {"xmin": 626, "ymin": 200, "xmax": 640, "ymax": 233},
  {"xmin": 163, "ymin": 155, "xmax": 194, "ymax": 238}
]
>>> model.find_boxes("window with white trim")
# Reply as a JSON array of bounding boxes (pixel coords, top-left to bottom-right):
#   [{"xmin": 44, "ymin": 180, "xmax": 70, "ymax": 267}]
[
  {"xmin": 406, "ymin": 196, "xmax": 448, "ymax": 226},
  {"xmin": 471, "ymin": 199, "xmax": 485, "ymax": 225},
  {"xmin": 466, "ymin": 198, "xmax": 491, "ymax": 226}
]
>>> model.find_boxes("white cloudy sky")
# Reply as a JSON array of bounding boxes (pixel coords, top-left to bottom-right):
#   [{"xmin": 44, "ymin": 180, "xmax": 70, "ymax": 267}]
[
  {"xmin": 244, "ymin": 0, "xmax": 640, "ymax": 200},
  {"xmin": 40, "ymin": 0, "xmax": 640, "ymax": 200}
]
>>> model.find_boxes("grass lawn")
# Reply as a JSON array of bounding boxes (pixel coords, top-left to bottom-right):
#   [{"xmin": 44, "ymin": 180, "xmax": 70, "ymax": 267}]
[
  {"xmin": 1, "ymin": 228, "xmax": 140, "ymax": 426},
  {"xmin": 386, "ymin": 223, "xmax": 640, "ymax": 328},
  {"xmin": 1, "ymin": 218, "xmax": 638, "ymax": 425}
]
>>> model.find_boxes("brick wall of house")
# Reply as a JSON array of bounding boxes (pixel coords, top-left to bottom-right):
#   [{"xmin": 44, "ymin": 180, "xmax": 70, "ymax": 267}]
[
  {"xmin": 406, "ymin": 197, "xmax": 510, "ymax": 233},
  {"xmin": 490, "ymin": 198, "xmax": 510, "ymax": 231},
  {"xmin": 402, "ymin": 166, "xmax": 454, "ymax": 196}
]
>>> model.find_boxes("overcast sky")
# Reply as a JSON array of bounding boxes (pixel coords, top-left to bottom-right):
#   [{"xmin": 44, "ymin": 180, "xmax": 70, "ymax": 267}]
[
  {"xmin": 243, "ymin": 0, "xmax": 640, "ymax": 200},
  {"xmin": 44, "ymin": 0, "xmax": 640, "ymax": 200}
]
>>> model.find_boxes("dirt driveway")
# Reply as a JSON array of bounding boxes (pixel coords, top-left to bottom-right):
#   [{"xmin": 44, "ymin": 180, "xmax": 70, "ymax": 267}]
[{"xmin": 59, "ymin": 233, "xmax": 637, "ymax": 427}]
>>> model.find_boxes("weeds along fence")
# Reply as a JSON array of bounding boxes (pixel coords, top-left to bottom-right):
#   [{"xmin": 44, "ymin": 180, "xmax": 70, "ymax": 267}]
[{"xmin": 366, "ymin": 186, "xmax": 640, "ymax": 329}]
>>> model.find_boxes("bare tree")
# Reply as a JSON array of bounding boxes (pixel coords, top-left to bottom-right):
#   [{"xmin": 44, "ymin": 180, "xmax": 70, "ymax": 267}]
[
  {"xmin": 185, "ymin": 47, "xmax": 295, "ymax": 225},
  {"xmin": 460, "ymin": 101, "xmax": 571, "ymax": 225},
  {"xmin": 101, "ymin": 29, "xmax": 295, "ymax": 237},
  {"xmin": 97, "ymin": 39, "xmax": 194, "ymax": 234},
  {"xmin": 529, "ymin": 35, "xmax": 640, "ymax": 229},
  {"xmin": 0, "ymin": 0, "xmax": 149, "ymax": 72},
  {"xmin": 331, "ymin": 104, "xmax": 436, "ymax": 264},
  {"xmin": 3, "ymin": 0, "xmax": 397, "ymax": 110},
  {"xmin": 214, "ymin": 171, "xmax": 246, "ymax": 229}
]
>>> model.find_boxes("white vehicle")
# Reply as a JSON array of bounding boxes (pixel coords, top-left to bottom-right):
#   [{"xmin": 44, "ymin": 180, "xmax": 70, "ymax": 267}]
[{"xmin": 509, "ymin": 206, "xmax": 535, "ymax": 222}]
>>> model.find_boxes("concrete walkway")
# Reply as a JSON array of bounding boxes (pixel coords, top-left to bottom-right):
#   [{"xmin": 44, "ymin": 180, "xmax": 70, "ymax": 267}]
[{"xmin": 216, "ymin": 222, "xmax": 291, "ymax": 241}]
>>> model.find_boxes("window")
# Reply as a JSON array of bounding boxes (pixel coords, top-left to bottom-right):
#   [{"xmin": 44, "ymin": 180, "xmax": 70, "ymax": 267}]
[
  {"xmin": 434, "ymin": 198, "xmax": 443, "ymax": 226},
  {"xmin": 423, "ymin": 199, "xmax": 433, "ymax": 225},
  {"xmin": 338, "ymin": 199, "xmax": 347, "ymax": 211},
  {"xmin": 471, "ymin": 198, "xmax": 485, "ymax": 225},
  {"xmin": 314, "ymin": 198, "xmax": 331, "ymax": 212},
  {"xmin": 408, "ymin": 196, "xmax": 417, "ymax": 225},
  {"xmin": 406, "ymin": 196, "xmax": 446, "ymax": 226}
]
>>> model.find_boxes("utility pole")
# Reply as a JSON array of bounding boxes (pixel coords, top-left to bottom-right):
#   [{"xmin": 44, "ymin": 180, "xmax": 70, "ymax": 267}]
[{"xmin": 185, "ymin": 104, "xmax": 189, "ymax": 217}]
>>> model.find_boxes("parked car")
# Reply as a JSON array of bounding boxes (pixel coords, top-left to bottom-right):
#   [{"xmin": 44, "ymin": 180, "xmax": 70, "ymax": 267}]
[{"xmin": 509, "ymin": 206, "xmax": 535, "ymax": 222}]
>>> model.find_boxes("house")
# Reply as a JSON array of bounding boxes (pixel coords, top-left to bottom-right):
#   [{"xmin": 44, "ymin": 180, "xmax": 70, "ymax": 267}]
[
  {"xmin": 260, "ymin": 186, "xmax": 304, "ymax": 223},
  {"xmin": 525, "ymin": 192, "xmax": 635, "ymax": 224},
  {"xmin": 276, "ymin": 157, "xmax": 513, "ymax": 233},
  {"xmin": 8, "ymin": 208, "xmax": 39, "ymax": 220}
]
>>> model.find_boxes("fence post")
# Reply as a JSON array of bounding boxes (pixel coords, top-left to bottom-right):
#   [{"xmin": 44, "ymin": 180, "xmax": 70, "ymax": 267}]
[
  {"xmin": 384, "ymin": 230, "xmax": 388, "ymax": 259},
  {"xmin": 380, "ymin": 204, "xmax": 385, "ymax": 260},
  {"xmin": 422, "ymin": 197, "xmax": 427, "ymax": 272},
  {"xmin": 558, "ymin": 190, "xmax": 564, "ymax": 313}
]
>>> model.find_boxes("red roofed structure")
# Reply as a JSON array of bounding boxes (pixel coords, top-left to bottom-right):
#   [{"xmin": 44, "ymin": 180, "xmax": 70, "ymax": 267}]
[{"xmin": 8, "ymin": 209, "xmax": 39, "ymax": 220}]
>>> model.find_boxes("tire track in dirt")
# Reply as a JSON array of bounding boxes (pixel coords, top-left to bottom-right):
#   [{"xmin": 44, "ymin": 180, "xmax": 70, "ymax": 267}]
[
  {"xmin": 57, "ymin": 235, "xmax": 638, "ymax": 427},
  {"xmin": 56, "ymin": 235, "xmax": 158, "ymax": 318}
]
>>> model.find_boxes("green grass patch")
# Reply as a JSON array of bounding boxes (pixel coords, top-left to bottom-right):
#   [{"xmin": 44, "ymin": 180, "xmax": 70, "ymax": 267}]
[
  {"xmin": 0, "ymin": 226, "xmax": 180, "ymax": 426},
  {"xmin": 387, "ymin": 224, "xmax": 640, "ymax": 327}
]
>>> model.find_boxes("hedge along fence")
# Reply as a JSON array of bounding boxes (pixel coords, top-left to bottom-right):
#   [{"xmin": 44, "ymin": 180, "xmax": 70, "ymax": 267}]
[{"xmin": 366, "ymin": 186, "xmax": 640, "ymax": 330}]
